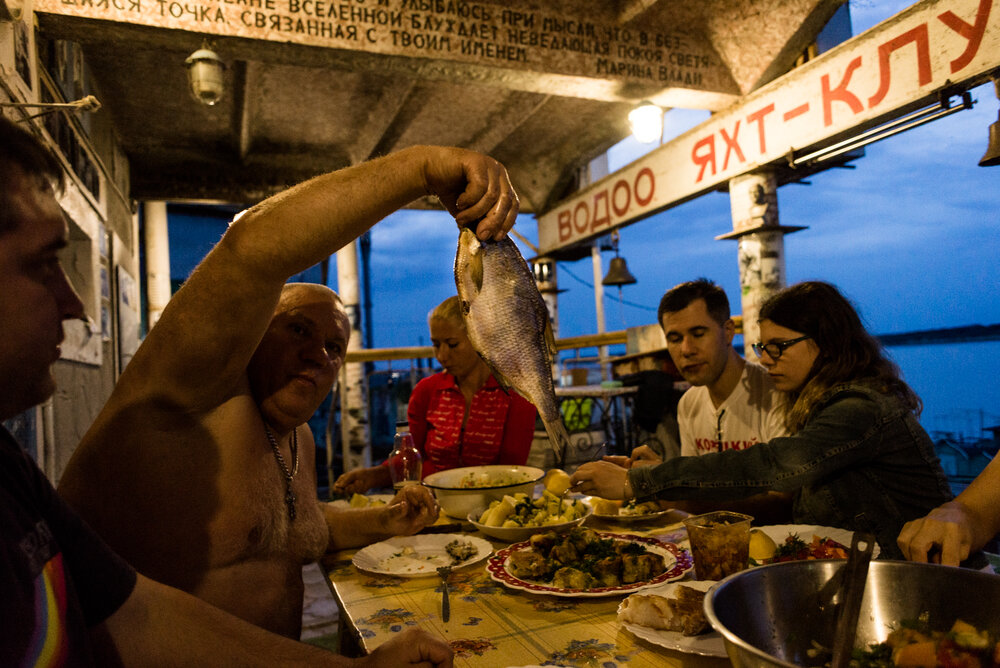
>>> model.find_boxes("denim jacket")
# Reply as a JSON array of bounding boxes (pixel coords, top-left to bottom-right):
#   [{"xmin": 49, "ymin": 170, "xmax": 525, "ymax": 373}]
[{"xmin": 629, "ymin": 382, "xmax": 953, "ymax": 559}]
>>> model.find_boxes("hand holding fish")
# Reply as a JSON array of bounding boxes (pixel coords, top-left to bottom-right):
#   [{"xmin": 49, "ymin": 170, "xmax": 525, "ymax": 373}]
[{"xmin": 421, "ymin": 146, "xmax": 519, "ymax": 240}]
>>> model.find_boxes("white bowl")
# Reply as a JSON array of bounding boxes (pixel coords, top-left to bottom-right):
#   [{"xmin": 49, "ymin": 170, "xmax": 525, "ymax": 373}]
[
  {"xmin": 468, "ymin": 501, "xmax": 593, "ymax": 543},
  {"xmin": 422, "ymin": 465, "xmax": 544, "ymax": 519}
]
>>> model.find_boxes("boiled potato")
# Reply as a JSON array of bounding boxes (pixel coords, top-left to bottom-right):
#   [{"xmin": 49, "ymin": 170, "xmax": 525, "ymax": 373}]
[
  {"xmin": 478, "ymin": 492, "xmax": 586, "ymax": 527},
  {"xmin": 484, "ymin": 498, "xmax": 516, "ymax": 527},
  {"xmin": 543, "ymin": 468, "xmax": 572, "ymax": 495},
  {"xmin": 592, "ymin": 498, "xmax": 622, "ymax": 515}
]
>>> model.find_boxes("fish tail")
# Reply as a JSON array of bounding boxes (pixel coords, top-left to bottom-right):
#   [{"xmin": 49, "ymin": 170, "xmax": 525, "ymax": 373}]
[{"xmin": 542, "ymin": 419, "xmax": 573, "ymax": 470}]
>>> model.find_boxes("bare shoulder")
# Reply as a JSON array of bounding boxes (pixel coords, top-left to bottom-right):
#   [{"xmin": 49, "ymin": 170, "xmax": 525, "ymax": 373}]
[{"xmin": 62, "ymin": 393, "xmax": 256, "ymax": 503}]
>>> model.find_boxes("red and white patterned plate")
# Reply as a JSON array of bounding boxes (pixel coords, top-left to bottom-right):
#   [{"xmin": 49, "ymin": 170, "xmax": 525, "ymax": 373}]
[{"xmin": 486, "ymin": 532, "xmax": 693, "ymax": 598}]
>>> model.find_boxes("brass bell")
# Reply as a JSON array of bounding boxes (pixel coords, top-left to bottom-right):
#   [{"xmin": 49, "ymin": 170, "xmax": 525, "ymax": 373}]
[
  {"xmin": 602, "ymin": 256, "xmax": 637, "ymax": 286},
  {"xmin": 978, "ymin": 118, "xmax": 1000, "ymax": 167},
  {"xmin": 980, "ymin": 78, "xmax": 1000, "ymax": 167}
]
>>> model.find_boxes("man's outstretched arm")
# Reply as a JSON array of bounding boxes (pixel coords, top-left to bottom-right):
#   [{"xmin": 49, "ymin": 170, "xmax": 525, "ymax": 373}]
[
  {"xmin": 899, "ymin": 453, "xmax": 1000, "ymax": 566},
  {"xmin": 121, "ymin": 146, "xmax": 518, "ymax": 413},
  {"xmin": 93, "ymin": 574, "xmax": 453, "ymax": 667}
]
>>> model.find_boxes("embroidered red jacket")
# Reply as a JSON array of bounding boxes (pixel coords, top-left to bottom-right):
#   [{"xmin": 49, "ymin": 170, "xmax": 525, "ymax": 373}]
[{"xmin": 405, "ymin": 372, "xmax": 537, "ymax": 477}]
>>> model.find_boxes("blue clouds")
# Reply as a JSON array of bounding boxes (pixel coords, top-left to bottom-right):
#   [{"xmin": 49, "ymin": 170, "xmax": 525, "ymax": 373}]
[{"xmin": 353, "ymin": 0, "xmax": 999, "ymax": 433}]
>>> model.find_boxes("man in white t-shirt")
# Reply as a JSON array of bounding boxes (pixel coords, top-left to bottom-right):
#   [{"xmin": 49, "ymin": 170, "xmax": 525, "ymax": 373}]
[
  {"xmin": 661, "ymin": 280, "xmax": 787, "ymax": 456},
  {"xmin": 609, "ymin": 279, "xmax": 791, "ymax": 522}
]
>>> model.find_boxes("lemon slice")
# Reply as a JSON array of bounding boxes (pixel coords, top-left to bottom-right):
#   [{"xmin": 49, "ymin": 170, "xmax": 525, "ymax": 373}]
[{"xmin": 749, "ymin": 528, "xmax": 778, "ymax": 562}]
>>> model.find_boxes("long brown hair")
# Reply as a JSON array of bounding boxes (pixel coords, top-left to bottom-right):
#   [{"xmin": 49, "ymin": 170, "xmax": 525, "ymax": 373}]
[{"xmin": 759, "ymin": 281, "xmax": 921, "ymax": 432}]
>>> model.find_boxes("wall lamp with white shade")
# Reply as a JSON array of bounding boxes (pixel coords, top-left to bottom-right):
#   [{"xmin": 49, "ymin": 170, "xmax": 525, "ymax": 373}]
[
  {"xmin": 628, "ymin": 100, "xmax": 663, "ymax": 144},
  {"xmin": 185, "ymin": 45, "xmax": 226, "ymax": 106}
]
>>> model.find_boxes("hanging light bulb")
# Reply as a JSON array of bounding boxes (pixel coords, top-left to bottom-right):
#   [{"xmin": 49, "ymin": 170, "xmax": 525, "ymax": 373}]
[{"xmin": 628, "ymin": 100, "xmax": 663, "ymax": 144}]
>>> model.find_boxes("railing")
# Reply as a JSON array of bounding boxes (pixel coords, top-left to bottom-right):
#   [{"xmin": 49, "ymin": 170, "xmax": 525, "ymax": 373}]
[
  {"xmin": 344, "ymin": 330, "xmax": 629, "ymax": 364},
  {"xmin": 330, "ymin": 330, "xmax": 632, "ymax": 486}
]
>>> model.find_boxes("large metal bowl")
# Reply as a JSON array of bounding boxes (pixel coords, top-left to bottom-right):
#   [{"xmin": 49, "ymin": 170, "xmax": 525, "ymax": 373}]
[
  {"xmin": 422, "ymin": 465, "xmax": 544, "ymax": 519},
  {"xmin": 705, "ymin": 560, "xmax": 1000, "ymax": 668}
]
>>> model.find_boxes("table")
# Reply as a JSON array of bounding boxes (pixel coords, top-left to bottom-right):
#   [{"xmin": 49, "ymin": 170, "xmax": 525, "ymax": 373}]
[
  {"xmin": 320, "ymin": 516, "xmax": 729, "ymax": 668},
  {"xmin": 555, "ymin": 385, "xmax": 640, "ymax": 460}
]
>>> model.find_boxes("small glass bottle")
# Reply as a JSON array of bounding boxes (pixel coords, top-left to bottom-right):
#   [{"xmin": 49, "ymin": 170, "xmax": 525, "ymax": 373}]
[{"xmin": 388, "ymin": 422, "xmax": 422, "ymax": 490}]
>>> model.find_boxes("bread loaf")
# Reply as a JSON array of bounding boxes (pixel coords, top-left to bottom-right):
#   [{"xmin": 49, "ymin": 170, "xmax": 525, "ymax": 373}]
[{"xmin": 618, "ymin": 585, "xmax": 709, "ymax": 636}]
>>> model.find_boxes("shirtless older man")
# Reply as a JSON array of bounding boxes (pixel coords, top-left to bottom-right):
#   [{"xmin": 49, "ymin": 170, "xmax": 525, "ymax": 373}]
[
  {"xmin": 58, "ymin": 145, "xmax": 518, "ymax": 638},
  {"xmin": 1, "ymin": 114, "xmax": 452, "ymax": 666}
]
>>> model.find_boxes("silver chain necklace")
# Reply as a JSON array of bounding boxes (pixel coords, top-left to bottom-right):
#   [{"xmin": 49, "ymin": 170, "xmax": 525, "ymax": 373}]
[{"xmin": 264, "ymin": 424, "xmax": 299, "ymax": 521}]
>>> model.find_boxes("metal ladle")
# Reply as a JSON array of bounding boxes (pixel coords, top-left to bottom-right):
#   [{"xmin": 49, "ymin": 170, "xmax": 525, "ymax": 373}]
[{"xmin": 830, "ymin": 532, "xmax": 875, "ymax": 668}]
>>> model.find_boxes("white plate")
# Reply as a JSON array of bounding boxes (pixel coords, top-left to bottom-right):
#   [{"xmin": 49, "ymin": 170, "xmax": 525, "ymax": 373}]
[
  {"xmin": 753, "ymin": 524, "xmax": 880, "ymax": 563},
  {"xmin": 617, "ymin": 580, "xmax": 726, "ymax": 657},
  {"xmin": 352, "ymin": 534, "xmax": 492, "ymax": 577},
  {"xmin": 486, "ymin": 532, "xmax": 692, "ymax": 597},
  {"xmin": 329, "ymin": 493, "xmax": 395, "ymax": 509}
]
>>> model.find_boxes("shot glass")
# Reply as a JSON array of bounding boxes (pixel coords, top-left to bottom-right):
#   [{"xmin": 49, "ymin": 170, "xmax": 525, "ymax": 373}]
[{"xmin": 682, "ymin": 510, "xmax": 753, "ymax": 580}]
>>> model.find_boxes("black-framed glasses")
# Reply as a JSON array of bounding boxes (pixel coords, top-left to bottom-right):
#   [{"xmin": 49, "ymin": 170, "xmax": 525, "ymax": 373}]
[{"xmin": 752, "ymin": 335, "xmax": 811, "ymax": 360}]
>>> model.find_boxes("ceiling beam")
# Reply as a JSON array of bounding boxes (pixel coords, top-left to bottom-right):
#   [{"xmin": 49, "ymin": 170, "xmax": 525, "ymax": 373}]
[
  {"xmin": 354, "ymin": 80, "xmax": 417, "ymax": 164},
  {"xmin": 35, "ymin": 5, "xmax": 741, "ymax": 110},
  {"xmin": 232, "ymin": 60, "xmax": 254, "ymax": 161},
  {"xmin": 466, "ymin": 92, "xmax": 551, "ymax": 156},
  {"xmin": 618, "ymin": 0, "xmax": 664, "ymax": 26}
]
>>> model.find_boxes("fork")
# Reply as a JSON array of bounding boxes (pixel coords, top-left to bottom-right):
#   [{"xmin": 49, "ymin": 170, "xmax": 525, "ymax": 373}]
[
  {"xmin": 560, "ymin": 442, "xmax": 608, "ymax": 501},
  {"xmin": 436, "ymin": 565, "xmax": 451, "ymax": 622},
  {"xmin": 560, "ymin": 480, "xmax": 584, "ymax": 502},
  {"xmin": 588, "ymin": 442, "xmax": 608, "ymax": 461}
]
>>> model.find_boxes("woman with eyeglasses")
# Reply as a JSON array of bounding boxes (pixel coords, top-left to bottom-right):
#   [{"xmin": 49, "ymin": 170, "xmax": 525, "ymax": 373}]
[{"xmin": 572, "ymin": 281, "xmax": 956, "ymax": 561}]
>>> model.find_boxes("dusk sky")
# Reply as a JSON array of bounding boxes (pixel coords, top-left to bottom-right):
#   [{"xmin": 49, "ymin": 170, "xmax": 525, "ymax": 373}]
[{"xmin": 357, "ymin": 0, "xmax": 1000, "ymax": 439}]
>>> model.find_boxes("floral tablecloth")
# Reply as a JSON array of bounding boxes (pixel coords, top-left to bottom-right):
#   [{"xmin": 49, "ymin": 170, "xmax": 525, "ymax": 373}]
[{"xmin": 320, "ymin": 518, "xmax": 729, "ymax": 668}]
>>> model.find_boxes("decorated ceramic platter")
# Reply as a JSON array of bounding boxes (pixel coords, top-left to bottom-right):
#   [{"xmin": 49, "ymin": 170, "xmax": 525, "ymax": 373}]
[
  {"xmin": 752, "ymin": 524, "xmax": 880, "ymax": 565},
  {"xmin": 352, "ymin": 534, "xmax": 492, "ymax": 577},
  {"xmin": 486, "ymin": 532, "xmax": 692, "ymax": 598},
  {"xmin": 617, "ymin": 580, "xmax": 726, "ymax": 658}
]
